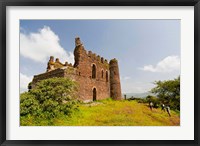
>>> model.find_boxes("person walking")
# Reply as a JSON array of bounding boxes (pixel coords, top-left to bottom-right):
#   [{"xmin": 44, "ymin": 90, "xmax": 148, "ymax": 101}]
[
  {"xmin": 149, "ymin": 102, "xmax": 153, "ymax": 111},
  {"xmin": 161, "ymin": 103, "xmax": 165, "ymax": 112},
  {"xmin": 166, "ymin": 105, "xmax": 171, "ymax": 117}
]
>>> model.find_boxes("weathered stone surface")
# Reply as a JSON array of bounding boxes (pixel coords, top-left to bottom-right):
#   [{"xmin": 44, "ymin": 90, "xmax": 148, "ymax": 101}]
[
  {"xmin": 31, "ymin": 37, "xmax": 122, "ymax": 101},
  {"xmin": 46, "ymin": 56, "xmax": 55, "ymax": 72},
  {"xmin": 109, "ymin": 58, "xmax": 122, "ymax": 100}
]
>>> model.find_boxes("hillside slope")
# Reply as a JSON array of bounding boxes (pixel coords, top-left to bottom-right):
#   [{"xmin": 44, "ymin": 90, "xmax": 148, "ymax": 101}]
[{"xmin": 54, "ymin": 100, "xmax": 180, "ymax": 126}]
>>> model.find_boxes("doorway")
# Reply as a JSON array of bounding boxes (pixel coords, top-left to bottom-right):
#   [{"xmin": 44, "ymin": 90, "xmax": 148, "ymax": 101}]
[{"xmin": 93, "ymin": 88, "xmax": 97, "ymax": 101}]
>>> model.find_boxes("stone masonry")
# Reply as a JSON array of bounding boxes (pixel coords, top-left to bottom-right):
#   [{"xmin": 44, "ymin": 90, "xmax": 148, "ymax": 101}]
[{"xmin": 31, "ymin": 37, "xmax": 122, "ymax": 102}]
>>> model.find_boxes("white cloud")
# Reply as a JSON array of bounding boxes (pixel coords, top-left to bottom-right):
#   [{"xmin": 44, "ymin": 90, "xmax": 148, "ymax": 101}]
[
  {"xmin": 124, "ymin": 76, "xmax": 131, "ymax": 80},
  {"xmin": 20, "ymin": 26, "xmax": 74, "ymax": 64},
  {"xmin": 139, "ymin": 55, "xmax": 180, "ymax": 73},
  {"xmin": 20, "ymin": 73, "xmax": 33, "ymax": 93}
]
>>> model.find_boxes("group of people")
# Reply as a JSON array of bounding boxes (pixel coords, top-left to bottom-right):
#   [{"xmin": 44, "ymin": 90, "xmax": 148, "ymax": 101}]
[{"xmin": 149, "ymin": 102, "xmax": 171, "ymax": 117}]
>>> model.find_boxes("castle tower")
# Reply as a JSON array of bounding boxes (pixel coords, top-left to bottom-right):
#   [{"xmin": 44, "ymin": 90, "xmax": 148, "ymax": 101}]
[{"xmin": 109, "ymin": 58, "xmax": 122, "ymax": 100}]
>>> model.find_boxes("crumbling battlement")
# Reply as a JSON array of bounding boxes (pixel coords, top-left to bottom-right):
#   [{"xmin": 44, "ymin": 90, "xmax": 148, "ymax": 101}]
[
  {"xmin": 74, "ymin": 37, "xmax": 108, "ymax": 64},
  {"xmin": 46, "ymin": 56, "xmax": 73, "ymax": 72},
  {"xmin": 87, "ymin": 51, "xmax": 108, "ymax": 64}
]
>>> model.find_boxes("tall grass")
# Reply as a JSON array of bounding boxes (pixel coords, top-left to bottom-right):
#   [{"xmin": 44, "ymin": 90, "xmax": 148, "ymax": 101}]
[
  {"xmin": 61, "ymin": 100, "xmax": 179, "ymax": 126},
  {"xmin": 21, "ymin": 99, "xmax": 180, "ymax": 126}
]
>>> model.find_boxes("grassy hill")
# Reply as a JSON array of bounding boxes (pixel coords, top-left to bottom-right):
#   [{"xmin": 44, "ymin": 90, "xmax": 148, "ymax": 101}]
[
  {"xmin": 21, "ymin": 99, "xmax": 180, "ymax": 126},
  {"xmin": 59, "ymin": 100, "xmax": 180, "ymax": 126}
]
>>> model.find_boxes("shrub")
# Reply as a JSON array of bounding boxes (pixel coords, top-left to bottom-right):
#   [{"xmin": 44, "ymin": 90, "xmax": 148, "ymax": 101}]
[
  {"xmin": 151, "ymin": 76, "xmax": 180, "ymax": 110},
  {"xmin": 20, "ymin": 92, "xmax": 41, "ymax": 116},
  {"xmin": 20, "ymin": 77, "xmax": 79, "ymax": 120},
  {"xmin": 146, "ymin": 95, "xmax": 159, "ymax": 108}
]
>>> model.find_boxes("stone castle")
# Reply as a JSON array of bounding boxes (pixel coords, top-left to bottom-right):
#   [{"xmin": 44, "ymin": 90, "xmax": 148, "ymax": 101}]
[{"xmin": 30, "ymin": 37, "xmax": 122, "ymax": 102}]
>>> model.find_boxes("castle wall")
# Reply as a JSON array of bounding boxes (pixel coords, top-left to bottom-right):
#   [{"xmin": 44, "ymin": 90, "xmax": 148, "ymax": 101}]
[
  {"xmin": 73, "ymin": 75, "xmax": 110, "ymax": 102},
  {"xmin": 31, "ymin": 37, "xmax": 121, "ymax": 102},
  {"xmin": 73, "ymin": 45, "xmax": 110, "ymax": 102},
  {"xmin": 32, "ymin": 68, "xmax": 66, "ymax": 88},
  {"xmin": 109, "ymin": 59, "xmax": 122, "ymax": 100}
]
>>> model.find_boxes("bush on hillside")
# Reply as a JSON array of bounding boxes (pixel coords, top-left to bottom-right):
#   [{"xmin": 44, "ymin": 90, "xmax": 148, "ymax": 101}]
[
  {"xmin": 146, "ymin": 95, "xmax": 159, "ymax": 108},
  {"xmin": 20, "ymin": 77, "xmax": 79, "ymax": 120},
  {"xmin": 151, "ymin": 76, "xmax": 180, "ymax": 110}
]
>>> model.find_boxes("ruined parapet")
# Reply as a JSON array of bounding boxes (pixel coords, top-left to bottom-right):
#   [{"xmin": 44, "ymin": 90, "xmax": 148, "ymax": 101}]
[
  {"xmin": 75, "ymin": 37, "xmax": 82, "ymax": 47},
  {"xmin": 88, "ymin": 51, "xmax": 92, "ymax": 57},
  {"xmin": 54, "ymin": 58, "xmax": 65, "ymax": 69},
  {"xmin": 74, "ymin": 37, "xmax": 86, "ymax": 67},
  {"xmin": 46, "ymin": 56, "xmax": 55, "ymax": 72},
  {"xmin": 64, "ymin": 61, "xmax": 73, "ymax": 68},
  {"xmin": 87, "ymin": 50, "xmax": 109, "ymax": 66},
  {"xmin": 97, "ymin": 55, "xmax": 101, "ymax": 62},
  {"xmin": 32, "ymin": 68, "xmax": 66, "ymax": 88},
  {"xmin": 65, "ymin": 61, "xmax": 69, "ymax": 66},
  {"xmin": 92, "ymin": 53, "xmax": 96, "ymax": 60},
  {"xmin": 31, "ymin": 64, "xmax": 76, "ymax": 89},
  {"xmin": 109, "ymin": 58, "xmax": 122, "ymax": 100},
  {"xmin": 101, "ymin": 57, "xmax": 104, "ymax": 63},
  {"xmin": 46, "ymin": 56, "xmax": 67, "ymax": 72}
]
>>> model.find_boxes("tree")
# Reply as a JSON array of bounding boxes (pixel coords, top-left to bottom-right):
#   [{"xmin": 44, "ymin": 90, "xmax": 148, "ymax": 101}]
[
  {"xmin": 151, "ymin": 76, "xmax": 180, "ymax": 110},
  {"xmin": 20, "ymin": 77, "xmax": 79, "ymax": 119}
]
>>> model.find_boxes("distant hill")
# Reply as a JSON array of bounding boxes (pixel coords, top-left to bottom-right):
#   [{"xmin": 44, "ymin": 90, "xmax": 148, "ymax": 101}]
[{"xmin": 122, "ymin": 92, "xmax": 156, "ymax": 99}]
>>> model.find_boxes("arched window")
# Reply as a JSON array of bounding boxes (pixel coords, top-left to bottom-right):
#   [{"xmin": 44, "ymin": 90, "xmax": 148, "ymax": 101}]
[
  {"xmin": 101, "ymin": 70, "xmax": 104, "ymax": 78},
  {"xmin": 106, "ymin": 71, "xmax": 108, "ymax": 82},
  {"xmin": 92, "ymin": 64, "xmax": 96, "ymax": 79},
  {"xmin": 93, "ymin": 88, "xmax": 97, "ymax": 101}
]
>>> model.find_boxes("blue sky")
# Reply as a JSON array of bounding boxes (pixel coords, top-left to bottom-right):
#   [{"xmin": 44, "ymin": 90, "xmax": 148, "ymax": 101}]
[{"xmin": 20, "ymin": 20, "xmax": 180, "ymax": 93}]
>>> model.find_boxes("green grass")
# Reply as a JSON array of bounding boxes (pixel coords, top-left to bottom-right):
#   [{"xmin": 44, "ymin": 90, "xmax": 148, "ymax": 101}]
[{"xmin": 21, "ymin": 99, "xmax": 180, "ymax": 126}]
